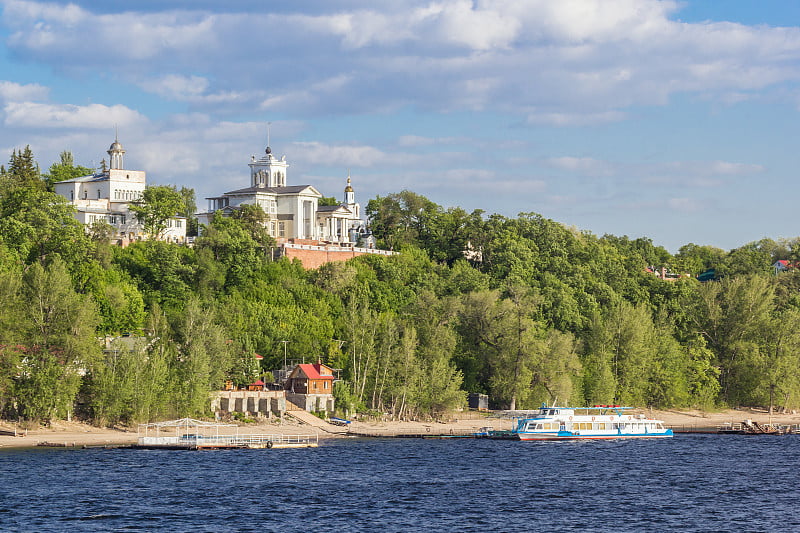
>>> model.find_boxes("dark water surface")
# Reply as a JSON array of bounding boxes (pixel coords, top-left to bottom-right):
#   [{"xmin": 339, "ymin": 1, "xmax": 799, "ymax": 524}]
[{"xmin": 1, "ymin": 435, "xmax": 798, "ymax": 532}]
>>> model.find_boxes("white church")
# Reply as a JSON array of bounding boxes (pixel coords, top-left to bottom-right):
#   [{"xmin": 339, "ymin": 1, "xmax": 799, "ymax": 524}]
[
  {"xmin": 197, "ymin": 141, "xmax": 371, "ymax": 246},
  {"xmin": 53, "ymin": 137, "xmax": 187, "ymax": 244}
]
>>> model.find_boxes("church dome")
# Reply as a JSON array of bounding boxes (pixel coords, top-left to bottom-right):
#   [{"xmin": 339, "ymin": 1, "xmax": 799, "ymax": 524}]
[
  {"xmin": 345, "ymin": 176, "xmax": 354, "ymax": 193},
  {"xmin": 109, "ymin": 140, "xmax": 124, "ymax": 151}
]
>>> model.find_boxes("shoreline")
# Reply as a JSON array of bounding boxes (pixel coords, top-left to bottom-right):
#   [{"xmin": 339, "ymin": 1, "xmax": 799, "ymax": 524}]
[{"xmin": 2, "ymin": 407, "xmax": 798, "ymax": 449}]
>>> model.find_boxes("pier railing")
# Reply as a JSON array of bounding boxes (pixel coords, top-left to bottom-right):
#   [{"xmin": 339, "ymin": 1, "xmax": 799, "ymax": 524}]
[
  {"xmin": 348, "ymin": 427, "xmax": 477, "ymax": 438},
  {"xmin": 138, "ymin": 433, "xmax": 318, "ymax": 447}
]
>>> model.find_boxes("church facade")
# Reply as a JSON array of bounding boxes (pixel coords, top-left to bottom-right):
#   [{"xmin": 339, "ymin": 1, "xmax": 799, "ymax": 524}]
[
  {"xmin": 197, "ymin": 143, "xmax": 371, "ymax": 246},
  {"xmin": 54, "ymin": 138, "xmax": 187, "ymax": 244}
]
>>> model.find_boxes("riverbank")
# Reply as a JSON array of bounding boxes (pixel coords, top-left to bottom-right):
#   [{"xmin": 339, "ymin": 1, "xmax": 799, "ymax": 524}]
[{"xmin": 2, "ymin": 407, "xmax": 798, "ymax": 448}]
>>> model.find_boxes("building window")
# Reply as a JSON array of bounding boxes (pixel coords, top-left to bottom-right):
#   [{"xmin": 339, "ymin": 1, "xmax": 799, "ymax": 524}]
[
  {"xmin": 176, "ymin": 220, "xmax": 182, "ymax": 228},
  {"xmin": 97, "ymin": 189, "xmax": 101, "ymax": 199},
  {"xmin": 278, "ymin": 221, "xmax": 285, "ymax": 238},
  {"xmin": 84, "ymin": 190, "xmax": 88, "ymax": 199},
  {"xmin": 70, "ymin": 191, "xmax": 74, "ymax": 200}
]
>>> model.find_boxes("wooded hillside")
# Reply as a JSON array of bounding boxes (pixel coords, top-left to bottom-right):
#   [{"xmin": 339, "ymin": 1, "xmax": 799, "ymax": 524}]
[{"xmin": 2, "ymin": 149, "xmax": 799, "ymax": 424}]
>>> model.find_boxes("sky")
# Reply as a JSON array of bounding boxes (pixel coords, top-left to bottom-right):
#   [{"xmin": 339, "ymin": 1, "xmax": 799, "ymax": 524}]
[{"xmin": 2, "ymin": 0, "xmax": 800, "ymax": 252}]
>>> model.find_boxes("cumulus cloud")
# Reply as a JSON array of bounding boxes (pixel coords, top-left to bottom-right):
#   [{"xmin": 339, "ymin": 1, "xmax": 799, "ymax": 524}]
[
  {"xmin": 0, "ymin": 80, "xmax": 49, "ymax": 102},
  {"xmin": 140, "ymin": 74, "xmax": 210, "ymax": 99},
  {"xmin": 5, "ymin": 0, "xmax": 800, "ymax": 119},
  {"xmin": 291, "ymin": 141, "xmax": 397, "ymax": 167},
  {"xmin": 3, "ymin": 101, "xmax": 147, "ymax": 129}
]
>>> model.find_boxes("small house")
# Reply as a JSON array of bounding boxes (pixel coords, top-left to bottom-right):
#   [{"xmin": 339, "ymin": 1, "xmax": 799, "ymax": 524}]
[
  {"xmin": 285, "ymin": 363, "xmax": 334, "ymax": 395},
  {"xmin": 247, "ymin": 379, "xmax": 265, "ymax": 391},
  {"xmin": 285, "ymin": 362, "xmax": 335, "ymax": 413}
]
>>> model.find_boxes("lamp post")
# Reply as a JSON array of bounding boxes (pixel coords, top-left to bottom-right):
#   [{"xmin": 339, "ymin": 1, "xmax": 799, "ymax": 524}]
[{"xmin": 281, "ymin": 340, "xmax": 289, "ymax": 370}]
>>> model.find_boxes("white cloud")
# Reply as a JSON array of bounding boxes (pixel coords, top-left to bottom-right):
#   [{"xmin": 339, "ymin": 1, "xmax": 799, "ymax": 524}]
[
  {"xmin": 397, "ymin": 135, "xmax": 464, "ymax": 147},
  {"xmin": 664, "ymin": 160, "xmax": 765, "ymax": 176},
  {"xmin": 526, "ymin": 110, "xmax": 628, "ymax": 126},
  {"xmin": 140, "ymin": 74, "xmax": 210, "ymax": 99},
  {"xmin": 6, "ymin": 0, "xmax": 800, "ymax": 118},
  {"xmin": 545, "ymin": 156, "xmax": 615, "ymax": 175},
  {"xmin": 291, "ymin": 141, "xmax": 393, "ymax": 167},
  {"xmin": 0, "ymin": 80, "xmax": 49, "ymax": 102},
  {"xmin": 137, "ymin": 74, "xmax": 260, "ymax": 106},
  {"xmin": 667, "ymin": 197, "xmax": 704, "ymax": 212},
  {"xmin": 3, "ymin": 102, "xmax": 146, "ymax": 129}
]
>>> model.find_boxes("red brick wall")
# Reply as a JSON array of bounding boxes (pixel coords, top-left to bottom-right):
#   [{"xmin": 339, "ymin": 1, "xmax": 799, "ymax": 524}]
[{"xmin": 283, "ymin": 247, "xmax": 369, "ymax": 269}]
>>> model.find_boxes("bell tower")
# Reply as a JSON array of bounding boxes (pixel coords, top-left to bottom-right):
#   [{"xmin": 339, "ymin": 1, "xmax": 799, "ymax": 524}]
[
  {"xmin": 249, "ymin": 123, "xmax": 289, "ymax": 188},
  {"xmin": 344, "ymin": 171, "xmax": 359, "ymax": 218},
  {"xmin": 107, "ymin": 131, "xmax": 125, "ymax": 170}
]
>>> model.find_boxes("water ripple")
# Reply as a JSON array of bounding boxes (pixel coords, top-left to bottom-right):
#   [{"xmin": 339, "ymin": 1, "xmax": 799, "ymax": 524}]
[{"xmin": 1, "ymin": 435, "xmax": 799, "ymax": 531}]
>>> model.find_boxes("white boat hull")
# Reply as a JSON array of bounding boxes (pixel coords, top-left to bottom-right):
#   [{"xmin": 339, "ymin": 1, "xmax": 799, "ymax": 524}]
[
  {"xmin": 516, "ymin": 431, "xmax": 673, "ymax": 441},
  {"xmin": 512, "ymin": 406, "xmax": 674, "ymax": 441}
]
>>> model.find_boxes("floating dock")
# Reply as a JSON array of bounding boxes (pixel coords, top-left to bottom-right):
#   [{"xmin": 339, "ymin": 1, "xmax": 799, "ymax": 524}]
[
  {"xmin": 135, "ymin": 418, "xmax": 318, "ymax": 450},
  {"xmin": 134, "ymin": 433, "xmax": 318, "ymax": 450}
]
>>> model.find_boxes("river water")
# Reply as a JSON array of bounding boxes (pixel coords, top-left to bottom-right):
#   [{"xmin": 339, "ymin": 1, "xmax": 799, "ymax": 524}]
[{"xmin": 1, "ymin": 435, "xmax": 797, "ymax": 532}]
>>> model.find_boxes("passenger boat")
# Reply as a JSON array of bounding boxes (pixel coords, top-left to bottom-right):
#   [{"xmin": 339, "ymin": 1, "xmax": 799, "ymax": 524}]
[{"xmin": 513, "ymin": 405, "xmax": 673, "ymax": 441}]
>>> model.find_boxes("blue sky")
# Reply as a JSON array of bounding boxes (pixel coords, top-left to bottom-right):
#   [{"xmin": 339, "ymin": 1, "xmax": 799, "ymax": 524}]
[{"xmin": 2, "ymin": 0, "xmax": 800, "ymax": 252}]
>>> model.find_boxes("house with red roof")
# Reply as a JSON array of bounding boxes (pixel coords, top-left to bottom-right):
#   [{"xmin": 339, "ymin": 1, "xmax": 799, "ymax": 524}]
[
  {"xmin": 773, "ymin": 260, "xmax": 799, "ymax": 274},
  {"xmin": 285, "ymin": 362, "xmax": 335, "ymax": 413}
]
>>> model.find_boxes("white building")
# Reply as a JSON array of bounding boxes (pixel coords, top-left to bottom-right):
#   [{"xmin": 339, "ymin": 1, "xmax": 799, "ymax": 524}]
[
  {"xmin": 198, "ymin": 143, "xmax": 370, "ymax": 246},
  {"xmin": 54, "ymin": 137, "xmax": 187, "ymax": 244}
]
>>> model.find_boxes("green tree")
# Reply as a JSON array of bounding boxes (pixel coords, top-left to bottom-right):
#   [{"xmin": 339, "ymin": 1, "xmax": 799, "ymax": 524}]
[
  {"xmin": 173, "ymin": 299, "xmax": 232, "ymax": 416},
  {"xmin": 14, "ymin": 258, "xmax": 101, "ymax": 421},
  {"xmin": 0, "ymin": 187, "xmax": 91, "ymax": 271},
  {"xmin": 230, "ymin": 203, "xmax": 275, "ymax": 250},
  {"xmin": 4, "ymin": 145, "xmax": 42, "ymax": 190},
  {"xmin": 689, "ymin": 275, "xmax": 774, "ymax": 405},
  {"xmin": 42, "ymin": 151, "xmax": 93, "ymax": 192},
  {"xmin": 684, "ymin": 337, "xmax": 721, "ymax": 410},
  {"xmin": 366, "ymin": 190, "xmax": 439, "ymax": 251},
  {"xmin": 759, "ymin": 308, "xmax": 800, "ymax": 413},
  {"xmin": 531, "ymin": 329, "xmax": 582, "ymax": 406},
  {"xmin": 318, "ymin": 196, "xmax": 339, "ymax": 206},
  {"xmin": 178, "ymin": 186, "xmax": 199, "ymax": 237},
  {"xmin": 673, "ymin": 243, "xmax": 726, "ymax": 276},
  {"xmin": 129, "ymin": 185, "xmax": 186, "ymax": 238}
]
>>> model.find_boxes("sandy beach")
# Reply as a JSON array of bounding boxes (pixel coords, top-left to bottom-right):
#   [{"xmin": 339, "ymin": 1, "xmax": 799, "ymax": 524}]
[{"xmin": 1, "ymin": 407, "xmax": 798, "ymax": 449}]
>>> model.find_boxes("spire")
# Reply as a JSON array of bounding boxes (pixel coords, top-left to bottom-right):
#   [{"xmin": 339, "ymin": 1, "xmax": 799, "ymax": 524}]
[{"xmin": 265, "ymin": 121, "xmax": 272, "ymax": 155}]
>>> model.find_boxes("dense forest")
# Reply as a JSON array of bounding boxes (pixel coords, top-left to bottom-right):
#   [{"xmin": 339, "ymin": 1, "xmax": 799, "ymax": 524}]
[{"xmin": 1, "ymin": 146, "xmax": 800, "ymax": 425}]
